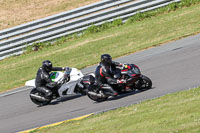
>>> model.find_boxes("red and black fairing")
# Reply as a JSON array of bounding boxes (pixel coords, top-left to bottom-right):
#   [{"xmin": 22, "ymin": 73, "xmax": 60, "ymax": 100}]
[
  {"xmin": 81, "ymin": 75, "xmax": 95, "ymax": 86},
  {"xmin": 120, "ymin": 64, "xmax": 141, "ymax": 87},
  {"xmin": 73, "ymin": 75, "xmax": 96, "ymax": 95}
]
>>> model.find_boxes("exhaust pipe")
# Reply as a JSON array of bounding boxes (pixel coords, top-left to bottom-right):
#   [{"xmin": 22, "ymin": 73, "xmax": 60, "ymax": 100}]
[
  {"xmin": 87, "ymin": 91, "xmax": 105, "ymax": 98},
  {"xmin": 30, "ymin": 94, "xmax": 49, "ymax": 102}
]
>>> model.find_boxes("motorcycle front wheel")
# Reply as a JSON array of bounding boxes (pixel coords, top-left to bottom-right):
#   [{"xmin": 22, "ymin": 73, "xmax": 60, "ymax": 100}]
[
  {"xmin": 30, "ymin": 88, "xmax": 51, "ymax": 106},
  {"xmin": 136, "ymin": 75, "xmax": 152, "ymax": 90}
]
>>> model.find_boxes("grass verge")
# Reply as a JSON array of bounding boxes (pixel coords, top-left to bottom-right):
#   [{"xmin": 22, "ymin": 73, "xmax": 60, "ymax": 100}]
[
  {"xmin": 0, "ymin": 1, "xmax": 200, "ymax": 92},
  {"xmin": 0, "ymin": 0, "xmax": 100, "ymax": 30},
  {"xmin": 30, "ymin": 87, "xmax": 200, "ymax": 133}
]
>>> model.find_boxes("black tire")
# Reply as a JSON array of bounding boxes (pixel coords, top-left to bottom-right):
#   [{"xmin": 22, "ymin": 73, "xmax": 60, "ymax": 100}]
[
  {"xmin": 30, "ymin": 88, "xmax": 51, "ymax": 106},
  {"xmin": 87, "ymin": 91, "xmax": 108, "ymax": 102},
  {"xmin": 137, "ymin": 75, "xmax": 152, "ymax": 90}
]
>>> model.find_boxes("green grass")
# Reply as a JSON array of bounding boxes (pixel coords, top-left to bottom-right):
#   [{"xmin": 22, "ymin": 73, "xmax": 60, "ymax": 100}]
[
  {"xmin": 31, "ymin": 87, "xmax": 200, "ymax": 133},
  {"xmin": 1, "ymin": 1, "xmax": 200, "ymax": 92}
]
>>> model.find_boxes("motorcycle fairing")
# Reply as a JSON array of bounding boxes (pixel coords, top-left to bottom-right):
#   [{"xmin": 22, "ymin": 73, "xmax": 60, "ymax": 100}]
[
  {"xmin": 50, "ymin": 72, "xmax": 64, "ymax": 82},
  {"xmin": 57, "ymin": 68, "xmax": 84, "ymax": 97},
  {"xmin": 58, "ymin": 80, "xmax": 78, "ymax": 96},
  {"xmin": 25, "ymin": 79, "xmax": 36, "ymax": 87},
  {"xmin": 70, "ymin": 68, "xmax": 84, "ymax": 81}
]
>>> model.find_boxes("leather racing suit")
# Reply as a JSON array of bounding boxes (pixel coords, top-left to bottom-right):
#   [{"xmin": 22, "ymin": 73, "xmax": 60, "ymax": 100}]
[
  {"xmin": 95, "ymin": 61, "xmax": 123, "ymax": 96},
  {"xmin": 35, "ymin": 67, "xmax": 65, "ymax": 98}
]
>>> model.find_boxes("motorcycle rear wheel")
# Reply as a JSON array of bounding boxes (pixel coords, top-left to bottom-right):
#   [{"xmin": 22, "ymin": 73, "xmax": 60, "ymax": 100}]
[
  {"xmin": 87, "ymin": 92, "xmax": 108, "ymax": 102},
  {"xmin": 30, "ymin": 88, "xmax": 51, "ymax": 106}
]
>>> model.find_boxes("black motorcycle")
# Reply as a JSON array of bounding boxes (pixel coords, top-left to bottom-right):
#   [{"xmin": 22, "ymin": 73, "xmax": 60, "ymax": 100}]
[{"xmin": 86, "ymin": 64, "xmax": 152, "ymax": 102}]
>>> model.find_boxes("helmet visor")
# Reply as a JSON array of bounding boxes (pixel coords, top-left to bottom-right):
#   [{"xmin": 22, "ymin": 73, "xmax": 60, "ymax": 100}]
[{"xmin": 105, "ymin": 57, "xmax": 112, "ymax": 65}]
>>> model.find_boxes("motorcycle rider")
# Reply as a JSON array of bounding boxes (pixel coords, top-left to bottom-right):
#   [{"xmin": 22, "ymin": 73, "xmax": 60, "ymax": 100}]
[
  {"xmin": 95, "ymin": 54, "xmax": 126, "ymax": 96},
  {"xmin": 35, "ymin": 60, "xmax": 66, "ymax": 98}
]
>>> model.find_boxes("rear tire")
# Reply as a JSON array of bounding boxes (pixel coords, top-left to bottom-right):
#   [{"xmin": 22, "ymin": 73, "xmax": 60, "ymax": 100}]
[
  {"xmin": 137, "ymin": 75, "xmax": 152, "ymax": 90},
  {"xmin": 30, "ymin": 88, "xmax": 51, "ymax": 106},
  {"xmin": 87, "ymin": 91, "xmax": 108, "ymax": 102}
]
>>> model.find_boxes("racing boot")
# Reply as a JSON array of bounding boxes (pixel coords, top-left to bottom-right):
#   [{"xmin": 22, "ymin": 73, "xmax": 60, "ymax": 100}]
[{"xmin": 101, "ymin": 84, "xmax": 118, "ymax": 97}]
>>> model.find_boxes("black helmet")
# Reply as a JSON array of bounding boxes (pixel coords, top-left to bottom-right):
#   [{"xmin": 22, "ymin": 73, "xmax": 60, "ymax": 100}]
[
  {"xmin": 42, "ymin": 60, "xmax": 52, "ymax": 72},
  {"xmin": 101, "ymin": 54, "xmax": 112, "ymax": 66}
]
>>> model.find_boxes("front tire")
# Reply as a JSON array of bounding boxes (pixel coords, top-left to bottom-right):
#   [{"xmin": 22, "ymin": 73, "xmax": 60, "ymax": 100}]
[
  {"xmin": 30, "ymin": 88, "xmax": 51, "ymax": 106},
  {"xmin": 136, "ymin": 75, "xmax": 152, "ymax": 90}
]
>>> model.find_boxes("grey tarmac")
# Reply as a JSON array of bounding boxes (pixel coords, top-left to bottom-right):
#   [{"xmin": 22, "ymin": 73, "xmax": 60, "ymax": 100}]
[{"xmin": 0, "ymin": 33, "xmax": 200, "ymax": 133}]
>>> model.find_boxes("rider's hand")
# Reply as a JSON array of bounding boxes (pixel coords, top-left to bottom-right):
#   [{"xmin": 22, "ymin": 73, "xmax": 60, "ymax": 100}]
[
  {"xmin": 119, "ymin": 63, "xmax": 128, "ymax": 69},
  {"xmin": 118, "ymin": 64, "xmax": 125, "ymax": 69},
  {"xmin": 117, "ymin": 79, "xmax": 126, "ymax": 84},
  {"xmin": 65, "ymin": 67, "xmax": 72, "ymax": 72},
  {"xmin": 63, "ymin": 67, "xmax": 70, "ymax": 71},
  {"xmin": 123, "ymin": 64, "xmax": 130, "ymax": 69}
]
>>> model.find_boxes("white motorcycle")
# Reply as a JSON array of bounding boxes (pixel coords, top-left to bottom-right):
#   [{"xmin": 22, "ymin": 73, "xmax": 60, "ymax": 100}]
[{"xmin": 25, "ymin": 67, "xmax": 91, "ymax": 106}]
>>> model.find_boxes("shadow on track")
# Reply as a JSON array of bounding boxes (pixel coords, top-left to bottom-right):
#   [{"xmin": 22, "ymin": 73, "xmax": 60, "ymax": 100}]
[
  {"xmin": 37, "ymin": 95, "xmax": 84, "ymax": 106},
  {"xmin": 93, "ymin": 87, "xmax": 156, "ymax": 103},
  {"xmin": 37, "ymin": 87, "xmax": 155, "ymax": 106}
]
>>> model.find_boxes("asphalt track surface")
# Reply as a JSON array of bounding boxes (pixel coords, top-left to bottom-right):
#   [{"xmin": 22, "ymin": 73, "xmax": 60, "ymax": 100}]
[{"xmin": 0, "ymin": 34, "xmax": 200, "ymax": 133}]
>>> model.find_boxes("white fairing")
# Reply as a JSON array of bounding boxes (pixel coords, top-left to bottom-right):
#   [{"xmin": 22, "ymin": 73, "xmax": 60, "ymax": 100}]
[
  {"xmin": 25, "ymin": 67, "xmax": 84, "ymax": 97},
  {"xmin": 89, "ymin": 73, "xmax": 95, "ymax": 78},
  {"xmin": 51, "ymin": 72, "xmax": 64, "ymax": 82},
  {"xmin": 69, "ymin": 68, "xmax": 84, "ymax": 81},
  {"xmin": 58, "ymin": 68, "xmax": 84, "ymax": 97},
  {"xmin": 25, "ymin": 79, "xmax": 36, "ymax": 87}
]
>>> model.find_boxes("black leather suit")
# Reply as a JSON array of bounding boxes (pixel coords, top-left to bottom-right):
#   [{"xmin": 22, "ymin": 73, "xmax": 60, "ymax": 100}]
[
  {"xmin": 95, "ymin": 61, "xmax": 122, "ymax": 96},
  {"xmin": 35, "ymin": 67, "xmax": 64, "ymax": 98}
]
